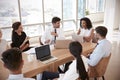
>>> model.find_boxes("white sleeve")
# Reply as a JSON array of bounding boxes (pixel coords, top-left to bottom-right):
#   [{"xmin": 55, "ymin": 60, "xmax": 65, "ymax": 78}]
[
  {"xmin": 60, "ymin": 60, "xmax": 79, "ymax": 80},
  {"xmin": 41, "ymin": 28, "xmax": 52, "ymax": 44}
]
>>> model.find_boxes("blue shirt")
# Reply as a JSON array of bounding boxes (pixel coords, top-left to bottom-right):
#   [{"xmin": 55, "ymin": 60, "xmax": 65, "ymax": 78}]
[{"xmin": 87, "ymin": 39, "xmax": 112, "ymax": 66}]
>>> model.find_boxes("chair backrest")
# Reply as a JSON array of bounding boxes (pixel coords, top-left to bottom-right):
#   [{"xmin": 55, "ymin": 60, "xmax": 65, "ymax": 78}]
[
  {"xmin": 88, "ymin": 53, "xmax": 111, "ymax": 77},
  {"xmin": 39, "ymin": 36, "xmax": 43, "ymax": 45}
]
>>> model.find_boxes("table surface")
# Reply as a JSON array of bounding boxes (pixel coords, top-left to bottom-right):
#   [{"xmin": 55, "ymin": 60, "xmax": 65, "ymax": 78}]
[{"xmin": 0, "ymin": 42, "xmax": 96, "ymax": 80}]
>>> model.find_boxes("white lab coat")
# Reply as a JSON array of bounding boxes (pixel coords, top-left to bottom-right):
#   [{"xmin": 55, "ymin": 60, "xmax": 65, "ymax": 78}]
[{"xmin": 41, "ymin": 26, "xmax": 65, "ymax": 45}]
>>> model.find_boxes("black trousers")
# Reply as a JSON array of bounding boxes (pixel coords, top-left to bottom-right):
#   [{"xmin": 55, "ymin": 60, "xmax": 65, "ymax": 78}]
[
  {"xmin": 22, "ymin": 47, "xmax": 31, "ymax": 52},
  {"xmin": 42, "ymin": 71, "xmax": 59, "ymax": 80},
  {"xmin": 64, "ymin": 61, "xmax": 72, "ymax": 72}
]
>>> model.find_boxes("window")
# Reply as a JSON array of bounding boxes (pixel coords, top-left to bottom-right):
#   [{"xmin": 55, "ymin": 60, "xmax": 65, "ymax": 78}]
[
  {"xmin": 63, "ymin": 21, "xmax": 76, "ymax": 31},
  {"xmin": 63, "ymin": 0, "xmax": 76, "ymax": 20},
  {"xmin": 45, "ymin": 23, "xmax": 52, "ymax": 30},
  {"xmin": 45, "ymin": 22, "xmax": 63, "ymax": 30},
  {"xmin": 0, "ymin": 0, "xmax": 20, "ymax": 27},
  {"xmin": 24, "ymin": 25, "xmax": 44, "ymax": 37},
  {"xmin": 87, "ymin": 0, "xmax": 97, "ymax": 13},
  {"xmin": 0, "ymin": 0, "xmax": 105, "ymax": 41},
  {"xmin": 20, "ymin": 0, "xmax": 43, "ymax": 24},
  {"xmin": 77, "ymin": 20, "xmax": 80, "ymax": 29},
  {"xmin": 1, "ymin": 28, "xmax": 12, "ymax": 41},
  {"xmin": 78, "ymin": 0, "xmax": 85, "ymax": 19},
  {"xmin": 97, "ymin": 0, "xmax": 105, "ymax": 12},
  {"xmin": 44, "ymin": 0, "xmax": 62, "ymax": 22},
  {"xmin": 86, "ymin": 0, "xmax": 105, "ymax": 13}
]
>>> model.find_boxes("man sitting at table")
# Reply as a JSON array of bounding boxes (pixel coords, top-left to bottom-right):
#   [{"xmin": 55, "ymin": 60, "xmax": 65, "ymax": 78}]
[
  {"xmin": 87, "ymin": 26, "xmax": 112, "ymax": 66},
  {"xmin": 57, "ymin": 26, "xmax": 112, "ymax": 80},
  {"xmin": 41, "ymin": 16, "xmax": 71, "ymax": 73},
  {"xmin": 1, "ymin": 48, "xmax": 59, "ymax": 80},
  {"xmin": 41, "ymin": 17, "xmax": 65, "ymax": 45}
]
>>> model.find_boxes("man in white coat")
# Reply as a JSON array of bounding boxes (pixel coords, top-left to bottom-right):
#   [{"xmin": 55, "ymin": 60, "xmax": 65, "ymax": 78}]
[{"xmin": 41, "ymin": 17, "xmax": 65, "ymax": 45}]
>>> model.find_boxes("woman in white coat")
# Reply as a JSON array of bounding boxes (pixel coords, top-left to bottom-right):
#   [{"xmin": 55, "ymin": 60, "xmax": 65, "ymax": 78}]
[{"xmin": 58, "ymin": 41, "xmax": 89, "ymax": 80}]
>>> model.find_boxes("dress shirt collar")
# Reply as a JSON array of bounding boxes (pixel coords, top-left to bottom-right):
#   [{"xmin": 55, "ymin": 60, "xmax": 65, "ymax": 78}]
[
  {"xmin": 98, "ymin": 38, "xmax": 106, "ymax": 44},
  {"xmin": 8, "ymin": 74, "xmax": 24, "ymax": 79}
]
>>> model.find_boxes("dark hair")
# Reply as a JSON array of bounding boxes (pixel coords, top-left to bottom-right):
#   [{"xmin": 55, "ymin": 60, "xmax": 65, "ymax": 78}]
[
  {"xmin": 80, "ymin": 17, "xmax": 92, "ymax": 29},
  {"xmin": 95, "ymin": 26, "xmax": 108, "ymax": 37},
  {"xmin": 11, "ymin": 22, "xmax": 21, "ymax": 40},
  {"xmin": 12, "ymin": 22, "xmax": 21, "ymax": 32},
  {"xmin": 1, "ymin": 48, "xmax": 22, "ymax": 71},
  {"xmin": 69, "ymin": 41, "xmax": 88, "ymax": 80},
  {"xmin": 52, "ymin": 17, "xmax": 61, "ymax": 23}
]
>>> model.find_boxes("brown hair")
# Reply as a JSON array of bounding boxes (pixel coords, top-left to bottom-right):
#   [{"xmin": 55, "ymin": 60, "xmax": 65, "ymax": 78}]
[{"xmin": 1, "ymin": 48, "xmax": 22, "ymax": 71}]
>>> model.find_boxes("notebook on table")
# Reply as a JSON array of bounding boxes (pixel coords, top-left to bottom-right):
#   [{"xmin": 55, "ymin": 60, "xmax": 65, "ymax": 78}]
[
  {"xmin": 35, "ymin": 45, "xmax": 57, "ymax": 63},
  {"xmin": 55, "ymin": 39, "xmax": 72, "ymax": 49}
]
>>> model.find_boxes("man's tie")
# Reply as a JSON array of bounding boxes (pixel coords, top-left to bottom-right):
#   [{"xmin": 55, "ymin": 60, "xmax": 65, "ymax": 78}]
[
  {"xmin": 88, "ymin": 43, "xmax": 99, "ymax": 58},
  {"xmin": 95, "ymin": 43, "xmax": 99, "ymax": 48},
  {"xmin": 54, "ymin": 28, "xmax": 57, "ymax": 43}
]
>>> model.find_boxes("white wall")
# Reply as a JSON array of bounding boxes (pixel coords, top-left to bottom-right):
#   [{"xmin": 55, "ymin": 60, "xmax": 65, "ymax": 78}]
[
  {"xmin": 113, "ymin": 0, "xmax": 120, "ymax": 30},
  {"xmin": 119, "ymin": 8, "xmax": 120, "ymax": 30},
  {"xmin": 118, "ymin": 0, "xmax": 120, "ymax": 29},
  {"xmin": 104, "ymin": 0, "xmax": 115, "ymax": 32},
  {"xmin": 85, "ymin": 12, "xmax": 104, "ymax": 22},
  {"xmin": 104, "ymin": 0, "xmax": 120, "ymax": 30}
]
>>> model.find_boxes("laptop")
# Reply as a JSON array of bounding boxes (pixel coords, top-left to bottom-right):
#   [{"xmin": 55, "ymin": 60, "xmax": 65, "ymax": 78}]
[
  {"xmin": 72, "ymin": 34, "xmax": 83, "ymax": 43},
  {"xmin": 55, "ymin": 39, "xmax": 72, "ymax": 49},
  {"xmin": 35, "ymin": 45, "xmax": 57, "ymax": 63}
]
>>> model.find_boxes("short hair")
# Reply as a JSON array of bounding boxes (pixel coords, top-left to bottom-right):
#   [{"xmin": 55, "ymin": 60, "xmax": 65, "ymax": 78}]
[
  {"xmin": 1, "ymin": 48, "xmax": 22, "ymax": 71},
  {"xmin": 80, "ymin": 17, "xmax": 92, "ymax": 29},
  {"xmin": 52, "ymin": 17, "xmax": 61, "ymax": 23},
  {"xmin": 95, "ymin": 26, "xmax": 108, "ymax": 37}
]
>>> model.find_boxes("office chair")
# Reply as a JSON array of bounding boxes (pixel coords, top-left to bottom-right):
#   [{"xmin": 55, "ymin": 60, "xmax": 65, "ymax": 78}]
[
  {"xmin": 77, "ymin": 53, "xmax": 111, "ymax": 80},
  {"xmin": 39, "ymin": 36, "xmax": 44, "ymax": 45},
  {"xmin": 88, "ymin": 53, "xmax": 111, "ymax": 80}
]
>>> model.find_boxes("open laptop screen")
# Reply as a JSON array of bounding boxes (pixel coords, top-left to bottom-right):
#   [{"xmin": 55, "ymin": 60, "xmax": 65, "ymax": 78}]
[{"xmin": 35, "ymin": 45, "xmax": 51, "ymax": 60}]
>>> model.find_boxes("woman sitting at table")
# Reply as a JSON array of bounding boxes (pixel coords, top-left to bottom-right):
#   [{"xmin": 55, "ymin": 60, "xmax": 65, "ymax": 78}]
[
  {"xmin": 58, "ymin": 41, "xmax": 89, "ymax": 80},
  {"xmin": 77, "ymin": 17, "xmax": 94, "ymax": 42},
  {"xmin": 11, "ymin": 22, "xmax": 30, "ymax": 52}
]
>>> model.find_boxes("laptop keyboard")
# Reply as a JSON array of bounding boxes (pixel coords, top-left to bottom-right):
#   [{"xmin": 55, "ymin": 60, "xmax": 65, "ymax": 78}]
[
  {"xmin": 40, "ymin": 56, "xmax": 54, "ymax": 61},
  {"xmin": 41, "ymin": 56, "xmax": 58, "ymax": 64}
]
